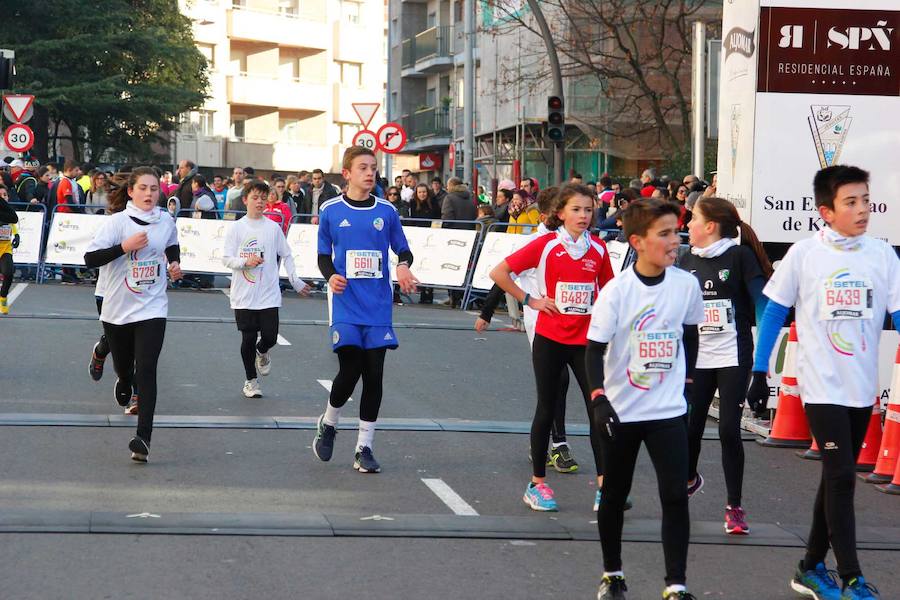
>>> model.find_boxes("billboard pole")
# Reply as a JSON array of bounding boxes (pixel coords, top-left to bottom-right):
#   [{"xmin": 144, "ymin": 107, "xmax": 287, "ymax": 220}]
[{"xmin": 692, "ymin": 21, "xmax": 706, "ymax": 180}]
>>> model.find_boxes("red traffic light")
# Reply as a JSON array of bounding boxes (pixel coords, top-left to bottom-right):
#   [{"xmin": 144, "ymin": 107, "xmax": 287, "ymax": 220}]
[{"xmin": 548, "ymin": 96, "xmax": 563, "ymax": 110}]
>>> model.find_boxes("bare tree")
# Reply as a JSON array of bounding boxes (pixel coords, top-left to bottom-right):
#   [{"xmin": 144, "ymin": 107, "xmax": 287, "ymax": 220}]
[{"xmin": 488, "ymin": 0, "xmax": 720, "ymax": 158}]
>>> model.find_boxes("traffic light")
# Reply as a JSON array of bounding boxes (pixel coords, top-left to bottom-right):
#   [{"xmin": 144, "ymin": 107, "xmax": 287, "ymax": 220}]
[{"xmin": 547, "ymin": 96, "xmax": 564, "ymax": 144}]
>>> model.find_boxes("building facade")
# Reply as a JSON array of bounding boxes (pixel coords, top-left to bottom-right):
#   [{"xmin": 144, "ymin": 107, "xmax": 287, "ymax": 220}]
[{"xmin": 177, "ymin": 0, "xmax": 387, "ymax": 176}]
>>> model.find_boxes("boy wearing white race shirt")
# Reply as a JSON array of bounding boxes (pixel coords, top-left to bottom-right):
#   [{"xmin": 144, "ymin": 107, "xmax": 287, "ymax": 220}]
[
  {"xmin": 585, "ymin": 199, "xmax": 704, "ymax": 600},
  {"xmin": 748, "ymin": 166, "xmax": 900, "ymax": 600},
  {"xmin": 223, "ymin": 180, "xmax": 310, "ymax": 399}
]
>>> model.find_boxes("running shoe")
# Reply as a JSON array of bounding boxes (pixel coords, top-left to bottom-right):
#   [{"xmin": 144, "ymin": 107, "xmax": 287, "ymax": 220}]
[
  {"xmin": 790, "ymin": 561, "xmax": 842, "ymax": 600},
  {"xmin": 842, "ymin": 576, "xmax": 879, "ymax": 599},
  {"xmin": 724, "ymin": 505, "xmax": 750, "ymax": 535},
  {"xmin": 354, "ymin": 446, "xmax": 381, "ymax": 473},
  {"xmin": 114, "ymin": 378, "xmax": 131, "ymax": 407},
  {"xmin": 313, "ymin": 414, "xmax": 337, "ymax": 462},
  {"xmin": 662, "ymin": 590, "xmax": 696, "ymax": 600},
  {"xmin": 255, "ymin": 350, "xmax": 271, "ymax": 376},
  {"xmin": 594, "ymin": 489, "xmax": 633, "ymax": 512},
  {"xmin": 550, "ymin": 443, "xmax": 579, "ymax": 473},
  {"xmin": 523, "ymin": 482, "xmax": 558, "ymax": 512},
  {"xmin": 242, "ymin": 379, "xmax": 262, "ymax": 398},
  {"xmin": 596, "ymin": 574, "xmax": 627, "ymax": 600},
  {"xmin": 124, "ymin": 395, "xmax": 139, "ymax": 416},
  {"xmin": 129, "ymin": 436, "xmax": 150, "ymax": 462},
  {"xmin": 687, "ymin": 473, "xmax": 704, "ymax": 499},
  {"xmin": 89, "ymin": 342, "xmax": 105, "ymax": 381},
  {"xmin": 0, "ymin": 297, "xmax": 8, "ymax": 315},
  {"xmin": 526, "ymin": 446, "xmax": 552, "ymax": 466}
]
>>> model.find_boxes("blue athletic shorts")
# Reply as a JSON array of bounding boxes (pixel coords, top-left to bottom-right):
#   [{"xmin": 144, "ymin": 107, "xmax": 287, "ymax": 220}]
[{"xmin": 330, "ymin": 323, "xmax": 398, "ymax": 352}]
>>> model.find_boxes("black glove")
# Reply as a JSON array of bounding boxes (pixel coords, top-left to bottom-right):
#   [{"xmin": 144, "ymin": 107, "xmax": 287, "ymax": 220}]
[
  {"xmin": 590, "ymin": 393, "xmax": 620, "ymax": 440},
  {"xmin": 11, "ymin": 234, "xmax": 19, "ymax": 249},
  {"xmin": 746, "ymin": 371, "xmax": 770, "ymax": 418}
]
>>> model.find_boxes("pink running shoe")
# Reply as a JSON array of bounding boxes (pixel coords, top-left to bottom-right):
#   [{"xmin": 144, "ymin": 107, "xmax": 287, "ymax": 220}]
[{"xmin": 725, "ymin": 505, "xmax": 750, "ymax": 535}]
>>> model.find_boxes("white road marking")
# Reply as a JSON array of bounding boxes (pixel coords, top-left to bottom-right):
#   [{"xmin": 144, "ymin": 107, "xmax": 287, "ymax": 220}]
[
  {"xmin": 464, "ymin": 309, "xmax": 507, "ymax": 326},
  {"xmin": 317, "ymin": 379, "xmax": 352, "ymax": 402},
  {"xmin": 126, "ymin": 512, "xmax": 161, "ymax": 519},
  {"xmin": 6, "ymin": 283, "xmax": 27, "ymax": 306},
  {"xmin": 421, "ymin": 478, "xmax": 479, "ymax": 516},
  {"xmin": 276, "ymin": 334, "xmax": 291, "ymax": 346},
  {"xmin": 219, "ymin": 287, "xmax": 230, "ymax": 298}
]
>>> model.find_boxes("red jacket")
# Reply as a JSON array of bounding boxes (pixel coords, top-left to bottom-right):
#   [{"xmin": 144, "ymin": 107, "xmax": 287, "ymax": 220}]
[{"xmin": 265, "ymin": 201, "xmax": 291, "ymax": 235}]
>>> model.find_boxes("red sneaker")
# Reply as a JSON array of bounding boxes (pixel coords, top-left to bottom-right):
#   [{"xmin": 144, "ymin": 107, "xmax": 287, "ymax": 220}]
[{"xmin": 724, "ymin": 505, "xmax": 750, "ymax": 535}]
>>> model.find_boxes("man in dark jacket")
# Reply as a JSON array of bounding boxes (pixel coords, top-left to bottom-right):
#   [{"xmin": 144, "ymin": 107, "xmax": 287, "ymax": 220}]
[
  {"xmin": 175, "ymin": 159, "xmax": 198, "ymax": 215},
  {"xmin": 440, "ymin": 177, "xmax": 477, "ymax": 229}
]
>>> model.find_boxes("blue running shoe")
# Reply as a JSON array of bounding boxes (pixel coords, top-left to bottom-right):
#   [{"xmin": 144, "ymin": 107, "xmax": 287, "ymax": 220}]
[
  {"xmin": 523, "ymin": 482, "xmax": 558, "ymax": 511},
  {"xmin": 594, "ymin": 489, "xmax": 633, "ymax": 512},
  {"xmin": 353, "ymin": 446, "xmax": 381, "ymax": 473},
  {"xmin": 842, "ymin": 576, "xmax": 879, "ymax": 599},
  {"xmin": 790, "ymin": 561, "xmax": 842, "ymax": 600},
  {"xmin": 313, "ymin": 414, "xmax": 337, "ymax": 462}
]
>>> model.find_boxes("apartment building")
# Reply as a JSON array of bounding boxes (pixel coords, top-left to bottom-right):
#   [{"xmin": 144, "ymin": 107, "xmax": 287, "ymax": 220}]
[{"xmin": 176, "ymin": 0, "xmax": 387, "ymax": 176}]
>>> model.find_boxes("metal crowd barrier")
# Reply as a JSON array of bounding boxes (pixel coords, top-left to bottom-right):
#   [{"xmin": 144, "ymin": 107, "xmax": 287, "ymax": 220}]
[{"xmin": 8, "ymin": 202, "xmax": 47, "ymax": 275}]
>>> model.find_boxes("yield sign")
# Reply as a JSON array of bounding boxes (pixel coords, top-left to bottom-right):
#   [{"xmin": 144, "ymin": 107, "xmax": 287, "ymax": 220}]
[
  {"xmin": 351, "ymin": 102, "xmax": 380, "ymax": 129},
  {"xmin": 3, "ymin": 95, "xmax": 34, "ymax": 122}
]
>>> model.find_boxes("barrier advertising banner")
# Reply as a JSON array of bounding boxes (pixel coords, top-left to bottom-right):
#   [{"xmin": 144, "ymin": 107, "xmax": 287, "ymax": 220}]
[
  {"xmin": 717, "ymin": 0, "xmax": 900, "ymax": 244},
  {"xmin": 280, "ymin": 224, "xmax": 320, "ymax": 280},
  {"xmin": 44, "ymin": 213, "xmax": 106, "ymax": 266},
  {"xmin": 177, "ymin": 219, "xmax": 233, "ymax": 274},
  {"xmin": 11, "ymin": 211, "xmax": 44, "ymax": 265},
  {"xmin": 470, "ymin": 231, "xmax": 533, "ymax": 291},
  {"xmin": 390, "ymin": 227, "xmax": 479, "ymax": 287}
]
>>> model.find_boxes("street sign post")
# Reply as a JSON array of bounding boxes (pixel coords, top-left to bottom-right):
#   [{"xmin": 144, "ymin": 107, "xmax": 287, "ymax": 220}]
[
  {"xmin": 352, "ymin": 129, "xmax": 378, "ymax": 151},
  {"xmin": 376, "ymin": 122, "xmax": 407, "ymax": 154},
  {"xmin": 2, "ymin": 94, "xmax": 34, "ymax": 123},
  {"xmin": 4, "ymin": 122, "xmax": 33, "ymax": 152}
]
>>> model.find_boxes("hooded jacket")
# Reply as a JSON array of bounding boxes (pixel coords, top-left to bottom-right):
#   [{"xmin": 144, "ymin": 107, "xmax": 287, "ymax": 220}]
[{"xmin": 441, "ymin": 183, "xmax": 477, "ymax": 229}]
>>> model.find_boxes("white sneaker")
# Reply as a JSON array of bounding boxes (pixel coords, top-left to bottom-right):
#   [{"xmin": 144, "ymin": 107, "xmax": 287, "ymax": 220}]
[
  {"xmin": 256, "ymin": 350, "xmax": 271, "ymax": 376},
  {"xmin": 242, "ymin": 379, "xmax": 262, "ymax": 398}
]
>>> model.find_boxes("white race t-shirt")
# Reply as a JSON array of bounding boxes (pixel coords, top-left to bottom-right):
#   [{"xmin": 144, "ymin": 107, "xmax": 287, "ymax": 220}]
[
  {"xmin": 223, "ymin": 215, "xmax": 302, "ymax": 310},
  {"xmin": 587, "ymin": 266, "xmax": 705, "ymax": 423},
  {"xmin": 763, "ymin": 233, "xmax": 900, "ymax": 407},
  {"xmin": 94, "ymin": 264, "xmax": 110, "ymax": 299},
  {"xmin": 86, "ymin": 211, "xmax": 178, "ymax": 325}
]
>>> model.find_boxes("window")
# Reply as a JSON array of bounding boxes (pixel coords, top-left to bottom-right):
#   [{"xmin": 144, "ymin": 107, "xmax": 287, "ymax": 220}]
[
  {"xmin": 341, "ymin": 0, "xmax": 361, "ymax": 24},
  {"xmin": 337, "ymin": 61, "xmax": 362, "ymax": 87},
  {"xmin": 391, "ymin": 18, "xmax": 399, "ymax": 45},
  {"xmin": 427, "ymin": 12, "xmax": 436, "ymax": 28},
  {"xmin": 426, "ymin": 87, "xmax": 436, "ymax": 108},
  {"xmin": 197, "ymin": 43, "xmax": 215, "ymax": 70},
  {"xmin": 278, "ymin": 0, "xmax": 298, "ymax": 16},
  {"xmin": 231, "ymin": 118, "xmax": 246, "ymax": 140},
  {"xmin": 197, "ymin": 110, "xmax": 214, "ymax": 136},
  {"xmin": 391, "ymin": 92, "xmax": 398, "ymax": 117},
  {"xmin": 280, "ymin": 118, "xmax": 303, "ymax": 142}
]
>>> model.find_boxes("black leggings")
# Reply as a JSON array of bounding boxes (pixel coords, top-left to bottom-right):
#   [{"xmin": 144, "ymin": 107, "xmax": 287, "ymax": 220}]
[
  {"xmin": 687, "ymin": 365, "xmax": 749, "ymax": 507},
  {"xmin": 0, "ymin": 253, "xmax": 13, "ymax": 297},
  {"xmin": 330, "ymin": 346, "xmax": 387, "ymax": 422},
  {"xmin": 94, "ymin": 296, "xmax": 110, "ymax": 358},
  {"xmin": 599, "ymin": 416, "xmax": 690, "ymax": 586},
  {"xmin": 551, "ymin": 368, "xmax": 569, "ymax": 443},
  {"xmin": 530, "ymin": 334, "xmax": 602, "ymax": 478},
  {"xmin": 102, "ymin": 318, "xmax": 166, "ymax": 443},
  {"xmin": 238, "ymin": 312, "xmax": 279, "ymax": 380},
  {"xmin": 803, "ymin": 403, "xmax": 871, "ymax": 581}
]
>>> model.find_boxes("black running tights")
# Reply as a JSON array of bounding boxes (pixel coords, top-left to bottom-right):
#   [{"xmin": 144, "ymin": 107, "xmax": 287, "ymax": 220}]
[
  {"xmin": 598, "ymin": 416, "xmax": 690, "ymax": 586},
  {"xmin": 102, "ymin": 318, "xmax": 166, "ymax": 442},
  {"xmin": 239, "ymin": 321, "xmax": 278, "ymax": 380},
  {"xmin": 551, "ymin": 367, "xmax": 569, "ymax": 443},
  {"xmin": 329, "ymin": 346, "xmax": 387, "ymax": 422},
  {"xmin": 94, "ymin": 296, "xmax": 109, "ymax": 358},
  {"xmin": 530, "ymin": 334, "xmax": 602, "ymax": 478},
  {"xmin": 0, "ymin": 253, "xmax": 13, "ymax": 297},
  {"xmin": 687, "ymin": 366, "xmax": 749, "ymax": 507},
  {"xmin": 803, "ymin": 403, "xmax": 871, "ymax": 581}
]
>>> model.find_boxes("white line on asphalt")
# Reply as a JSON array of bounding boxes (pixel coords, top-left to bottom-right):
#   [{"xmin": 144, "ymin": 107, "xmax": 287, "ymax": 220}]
[
  {"xmin": 464, "ymin": 309, "xmax": 508, "ymax": 326},
  {"xmin": 219, "ymin": 287, "xmax": 230, "ymax": 298},
  {"xmin": 7, "ymin": 283, "xmax": 28, "ymax": 306},
  {"xmin": 276, "ymin": 334, "xmax": 291, "ymax": 346},
  {"xmin": 317, "ymin": 379, "xmax": 352, "ymax": 402},
  {"xmin": 421, "ymin": 478, "xmax": 479, "ymax": 516}
]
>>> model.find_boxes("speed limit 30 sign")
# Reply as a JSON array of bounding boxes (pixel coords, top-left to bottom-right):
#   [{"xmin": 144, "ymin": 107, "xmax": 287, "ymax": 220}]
[
  {"xmin": 353, "ymin": 129, "xmax": 377, "ymax": 151},
  {"xmin": 4, "ymin": 123, "xmax": 34, "ymax": 153}
]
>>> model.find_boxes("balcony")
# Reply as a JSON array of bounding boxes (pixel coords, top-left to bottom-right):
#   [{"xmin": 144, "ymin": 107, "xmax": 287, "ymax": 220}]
[
  {"xmin": 227, "ymin": 74, "xmax": 329, "ymax": 113},
  {"xmin": 332, "ymin": 18, "xmax": 367, "ymax": 64},
  {"xmin": 227, "ymin": 4, "xmax": 328, "ymax": 51},
  {"xmin": 401, "ymin": 26, "xmax": 453, "ymax": 77},
  {"xmin": 333, "ymin": 82, "xmax": 381, "ymax": 125},
  {"xmin": 402, "ymin": 107, "xmax": 452, "ymax": 152}
]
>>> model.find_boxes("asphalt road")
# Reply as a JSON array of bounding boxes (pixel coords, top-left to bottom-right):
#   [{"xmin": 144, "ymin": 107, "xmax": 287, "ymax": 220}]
[{"xmin": 1, "ymin": 281, "xmax": 898, "ymax": 600}]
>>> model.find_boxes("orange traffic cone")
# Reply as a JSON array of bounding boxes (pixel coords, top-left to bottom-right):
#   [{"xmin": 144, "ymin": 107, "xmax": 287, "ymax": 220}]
[
  {"xmin": 797, "ymin": 437, "xmax": 821, "ymax": 460},
  {"xmin": 855, "ymin": 401, "xmax": 883, "ymax": 472},
  {"xmin": 759, "ymin": 323, "xmax": 811, "ymax": 448},
  {"xmin": 866, "ymin": 345, "xmax": 900, "ymax": 483},
  {"xmin": 876, "ymin": 447, "xmax": 900, "ymax": 495}
]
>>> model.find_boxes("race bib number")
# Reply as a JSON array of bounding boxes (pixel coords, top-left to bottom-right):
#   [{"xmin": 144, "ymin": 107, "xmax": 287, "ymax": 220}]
[
  {"xmin": 127, "ymin": 257, "xmax": 161, "ymax": 290},
  {"xmin": 628, "ymin": 330, "xmax": 678, "ymax": 373},
  {"xmin": 819, "ymin": 277, "xmax": 873, "ymax": 320},
  {"xmin": 0, "ymin": 225, "xmax": 11, "ymax": 241},
  {"xmin": 240, "ymin": 246, "xmax": 264, "ymax": 262},
  {"xmin": 346, "ymin": 250, "xmax": 383, "ymax": 279},
  {"xmin": 700, "ymin": 299, "xmax": 735, "ymax": 335},
  {"xmin": 555, "ymin": 281, "xmax": 593, "ymax": 315}
]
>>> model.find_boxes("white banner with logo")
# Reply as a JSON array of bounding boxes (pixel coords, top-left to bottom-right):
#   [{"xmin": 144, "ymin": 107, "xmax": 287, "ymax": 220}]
[
  {"xmin": 390, "ymin": 227, "xmax": 479, "ymax": 287},
  {"xmin": 280, "ymin": 224, "xmax": 320, "ymax": 280},
  {"xmin": 606, "ymin": 239, "xmax": 631, "ymax": 276},
  {"xmin": 176, "ymin": 219, "xmax": 233, "ymax": 274},
  {"xmin": 469, "ymin": 231, "xmax": 533, "ymax": 291},
  {"xmin": 44, "ymin": 213, "xmax": 107, "ymax": 266},
  {"xmin": 11, "ymin": 211, "xmax": 45, "ymax": 265}
]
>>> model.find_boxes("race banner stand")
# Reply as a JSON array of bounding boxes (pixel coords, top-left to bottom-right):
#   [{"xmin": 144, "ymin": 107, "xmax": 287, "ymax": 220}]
[{"xmin": 10, "ymin": 203, "xmax": 46, "ymax": 274}]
